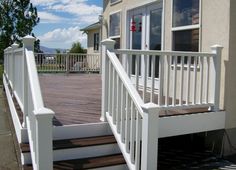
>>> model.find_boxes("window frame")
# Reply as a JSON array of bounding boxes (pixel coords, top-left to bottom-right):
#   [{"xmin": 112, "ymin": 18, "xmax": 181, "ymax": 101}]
[
  {"xmin": 171, "ymin": 0, "xmax": 201, "ymax": 52},
  {"xmin": 109, "ymin": 10, "xmax": 121, "ymax": 39}
]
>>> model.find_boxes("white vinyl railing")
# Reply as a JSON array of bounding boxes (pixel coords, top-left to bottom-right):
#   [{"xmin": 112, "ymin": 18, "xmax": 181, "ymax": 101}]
[
  {"xmin": 35, "ymin": 53, "xmax": 100, "ymax": 73},
  {"xmin": 115, "ymin": 45, "xmax": 223, "ymax": 111},
  {"xmin": 3, "ymin": 35, "xmax": 54, "ymax": 170},
  {"xmin": 101, "ymin": 39, "xmax": 222, "ymax": 170},
  {"xmin": 102, "ymin": 39, "xmax": 159, "ymax": 170}
]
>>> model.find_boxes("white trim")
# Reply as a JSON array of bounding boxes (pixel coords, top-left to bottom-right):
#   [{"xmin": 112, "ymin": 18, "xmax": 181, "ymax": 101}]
[
  {"xmin": 159, "ymin": 111, "xmax": 226, "ymax": 138},
  {"xmin": 110, "ymin": 0, "xmax": 122, "ymax": 6},
  {"xmin": 124, "ymin": 0, "xmax": 160, "ymax": 12},
  {"xmin": 3, "ymin": 74, "xmax": 28, "ymax": 143},
  {"xmin": 109, "ymin": 35, "xmax": 121, "ymax": 39},
  {"xmin": 109, "ymin": 10, "xmax": 122, "ymax": 37},
  {"xmin": 171, "ymin": 0, "xmax": 202, "ymax": 51},
  {"xmin": 171, "ymin": 24, "xmax": 200, "ymax": 31},
  {"xmin": 53, "ymin": 122, "xmax": 112, "ymax": 140}
]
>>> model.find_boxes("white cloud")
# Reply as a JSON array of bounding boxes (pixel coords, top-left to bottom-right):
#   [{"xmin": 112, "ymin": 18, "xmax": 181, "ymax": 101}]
[
  {"xmin": 38, "ymin": 11, "xmax": 68, "ymax": 23},
  {"xmin": 32, "ymin": 0, "xmax": 102, "ymax": 25},
  {"xmin": 38, "ymin": 26, "xmax": 87, "ymax": 49}
]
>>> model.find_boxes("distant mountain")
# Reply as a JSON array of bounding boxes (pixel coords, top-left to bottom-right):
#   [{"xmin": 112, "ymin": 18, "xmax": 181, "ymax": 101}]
[{"xmin": 40, "ymin": 46, "xmax": 68, "ymax": 54}]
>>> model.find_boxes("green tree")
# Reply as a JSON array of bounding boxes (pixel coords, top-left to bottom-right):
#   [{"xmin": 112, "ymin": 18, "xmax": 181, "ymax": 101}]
[
  {"xmin": 0, "ymin": 0, "xmax": 40, "ymax": 60},
  {"xmin": 69, "ymin": 42, "xmax": 86, "ymax": 53}
]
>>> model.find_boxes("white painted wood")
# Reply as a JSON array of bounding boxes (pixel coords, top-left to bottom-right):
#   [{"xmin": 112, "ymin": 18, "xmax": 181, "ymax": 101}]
[
  {"xmin": 159, "ymin": 111, "xmax": 226, "ymax": 138},
  {"xmin": 53, "ymin": 143, "xmax": 121, "ymax": 162},
  {"xmin": 193, "ymin": 56, "xmax": 198, "ymax": 104},
  {"xmin": 125, "ymin": 95, "xmax": 131, "ymax": 153},
  {"xmin": 179, "ymin": 56, "xmax": 184, "ymax": 105},
  {"xmin": 117, "ymin": 76, "xmax": 121, "ymax": 133},
  {"xmin": 35, "ymin": 110, "xmax": 54, "ymax": 170},
  {"xmin": 158, "ymin": 55, "xmax": 164, "ymax": 106},
  {"xmin": 106, "ymin": 113, "xmax": 136, "ymax": 170},
  {"xmin": 135, "ymin": 112, "xmax": 141, "ymax": 170},
  {"xmin": 211, "ymin": 45, "xmax": 223, "ymax": 111},
  {"xmin": 141, "ymin": 103, "xmax": 159, "ymax": 170},
  {"xmin": 151, "ymin": 56, "xmax": 155, "ymax": 102},
  {"xmin": 53, "ymin": 123, "xmax": 112, "ymax": 140},
  {"xmin": 115, "ymin": 49, "xmax": 214, "ymax": 57},
  {"xmin": 172, "ymin": 56, "xmax": 177, "ymax": 106},
  {"xmin": 199, "ymin": 57, "xmax": 203, "ymax": 104},
  {"xmin": 165, "ymin": 55, "xmax": 170, "ymax": 106},
  {"xmin": 3, "ymin": 74, "xmax": 28, "ymax": 143},
  {"xmin": 186, "ymin": 56, "xmax": 191, "ymax": 105}
]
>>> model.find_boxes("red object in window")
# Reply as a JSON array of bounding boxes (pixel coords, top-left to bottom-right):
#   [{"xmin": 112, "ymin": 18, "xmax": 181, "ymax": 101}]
[{"xmin": 130, "ymin": 16, "xmax": 136, "ymax": 32}]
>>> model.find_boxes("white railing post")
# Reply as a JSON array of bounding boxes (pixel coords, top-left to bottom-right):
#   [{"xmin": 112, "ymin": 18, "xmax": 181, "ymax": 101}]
[
  {"xmin": 101, "ymin": 39, "xmax": 115, "ymax": 121},
  {"xmin": 35, "ymin": 108, "xmax": 54, "ymax": 170},
  {"xmin": 66, "ymin": 54, "xmax": 70, "ymax": 74},
  {"xmin": 11, "ymin": 43, "xmax": 18, "ymax": 95},
  {"xmin": 211, "ymin": 45, "xmax": 223, "ymax": 111},
  {"xmin": 7, "ymin": 46, "xmax": 12, "ymax": 83},
  {"xmin": 141, "ymin": 103, "xmax": 159, "ymax": 170},
  {"xmin": 22, "ymin": 35, "xmax": 36, "ymax": 128}
]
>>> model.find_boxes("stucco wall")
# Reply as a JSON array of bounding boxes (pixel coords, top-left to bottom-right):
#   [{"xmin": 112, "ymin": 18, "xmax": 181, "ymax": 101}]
[{"xmin": 225, "ymin": 0, "xmax": 236, "ymax": 129}]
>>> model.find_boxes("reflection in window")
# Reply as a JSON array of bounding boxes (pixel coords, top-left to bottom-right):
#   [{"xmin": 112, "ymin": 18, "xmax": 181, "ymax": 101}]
[
  {"xmin": 173, "ymin": 29, "xmax": 199, "ymax": 64},
  {"xmin": 131, "ymin": 14, "xmax": 142, "ymax": 75},
  {"xmin": 109, "ymin": 12, "xmax": 121, "ymax": 37},
  {"xmin": 173, "ymin": 0, "xmax": 199, "ymax": 27},
  {"xmin": 173, "ymin": 29, "xmax": 199, "ymax": 52},
  {"xmin": 149, "ymin": 9, "xmax": 162, "ymax": 78}
]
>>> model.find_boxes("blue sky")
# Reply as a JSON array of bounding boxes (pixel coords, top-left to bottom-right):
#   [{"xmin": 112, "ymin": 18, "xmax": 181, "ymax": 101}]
[{"xmin": 31, "ymin": 0, "xmax": 103, "ymax": 49}]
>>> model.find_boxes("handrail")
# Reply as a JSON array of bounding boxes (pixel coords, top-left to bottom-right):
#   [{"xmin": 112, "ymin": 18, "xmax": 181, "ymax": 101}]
[
  {"xmin": 115, "ymin": 49, "xmax": 215, "ymax": 57},
  {"xmin": 102, "ymin": 39, "xmax": 159, "ymax": 170},
  {"xmin": 25, "ymin": 49, "xmax": 44, "ymax": 110},
  {"xmin": 107, "ymin": 50, "xmax": 144, "ymax": 115},
  {"xmin": 3, "ymin": 35, "xmax": 55, "ymax": 170}
]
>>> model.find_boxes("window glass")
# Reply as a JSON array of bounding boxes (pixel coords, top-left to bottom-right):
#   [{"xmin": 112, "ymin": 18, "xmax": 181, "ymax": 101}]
[
  {"xmin": 173, "ymin": 0, "xmax": 199, "ymax": 27},
  {"xmin": 109, "ymin": 12, "xmax": 120, "ymax": 37},
  {"xmin": 173, "ymin": 29, "xmax": 199, "ymax": 52},
  {"xmin": 93, "ymin": 33, "xmax": 99, "ymax": 51}
]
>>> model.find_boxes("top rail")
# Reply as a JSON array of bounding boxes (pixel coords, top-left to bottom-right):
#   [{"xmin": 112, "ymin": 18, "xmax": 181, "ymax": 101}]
[{"xmin": 115, "ymin": 49, "xmax": 215, "ymax": 57}]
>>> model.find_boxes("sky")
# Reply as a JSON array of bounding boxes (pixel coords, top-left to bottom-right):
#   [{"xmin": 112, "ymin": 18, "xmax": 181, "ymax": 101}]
[{"xmin": 31, "ymin": 0, "xmax": 103, "ymax": 49}]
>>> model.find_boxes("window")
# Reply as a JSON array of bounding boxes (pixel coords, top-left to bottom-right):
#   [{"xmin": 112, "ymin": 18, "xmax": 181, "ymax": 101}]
[
  {"xmin": 173, "ymin": 0, "xmax": 199, "ymax": 27},
  {"xmin": 109, "ymin": 12, "xmax": 121, "ymax": 37},
  {"xmin": 172, "ymin": 0, "xmax": 200, "ymax": 63},
  {"xmin": 93, "ymin": 33, "xmax": 99, "ymax": 51},
  {"xmin": 110, "ymin": 0, "xmax": 122, "ymax": 5}
]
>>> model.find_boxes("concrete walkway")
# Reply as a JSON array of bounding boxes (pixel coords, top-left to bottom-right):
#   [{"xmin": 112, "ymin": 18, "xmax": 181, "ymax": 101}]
[{"xmin": 0, "ymin": 87, "xmax": 21, "ymax": 170}]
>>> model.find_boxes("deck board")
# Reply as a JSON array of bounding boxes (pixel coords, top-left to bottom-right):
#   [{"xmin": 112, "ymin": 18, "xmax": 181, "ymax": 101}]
[
  {"xmin": 39, "ymin": 74, "xmax": 102, "ymax": 126},
  {"xmin": 38, "ymin": 74, "xmax": 209, "ymax": 126}
]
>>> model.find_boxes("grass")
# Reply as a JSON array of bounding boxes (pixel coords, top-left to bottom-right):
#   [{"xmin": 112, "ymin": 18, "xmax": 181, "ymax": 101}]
[{"xmin": 0, "ymin": 64, "xmax": 3, "ymax": 85}]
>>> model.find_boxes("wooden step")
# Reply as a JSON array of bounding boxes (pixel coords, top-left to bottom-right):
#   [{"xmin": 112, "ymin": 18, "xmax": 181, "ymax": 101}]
[
  {"xmin": 20, "ymin": 135, "xmax": 116, "ymax": 153},
  {"xmin": 23, "ymin": 154, "xmax": 126, "ymax": 170}
]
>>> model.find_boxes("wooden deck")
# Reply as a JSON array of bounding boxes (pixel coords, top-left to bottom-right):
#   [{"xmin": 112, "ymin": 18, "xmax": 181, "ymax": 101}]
[
  {"xmin": 38, "ymin": 74, "xmax": 209, "ymax": 126},
  {"xmin": 39, "ymin": 74, "xmax": 102, "ymax": 126}
]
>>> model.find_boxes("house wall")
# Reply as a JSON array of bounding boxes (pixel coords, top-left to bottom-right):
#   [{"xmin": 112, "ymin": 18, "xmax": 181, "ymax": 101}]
[
  {"xmin": 86, "ymin": 29, "xmax": 100, "ymax": 54},
  {"xmin": 221, "ymin": 0, "xmax": 236, "ymax": 156}
]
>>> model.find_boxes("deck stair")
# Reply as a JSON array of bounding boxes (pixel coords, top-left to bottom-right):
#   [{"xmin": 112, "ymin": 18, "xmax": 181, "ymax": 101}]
[{"xmin": 21, "ymin": 133, "xmax": 127, "ymax": 170}]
